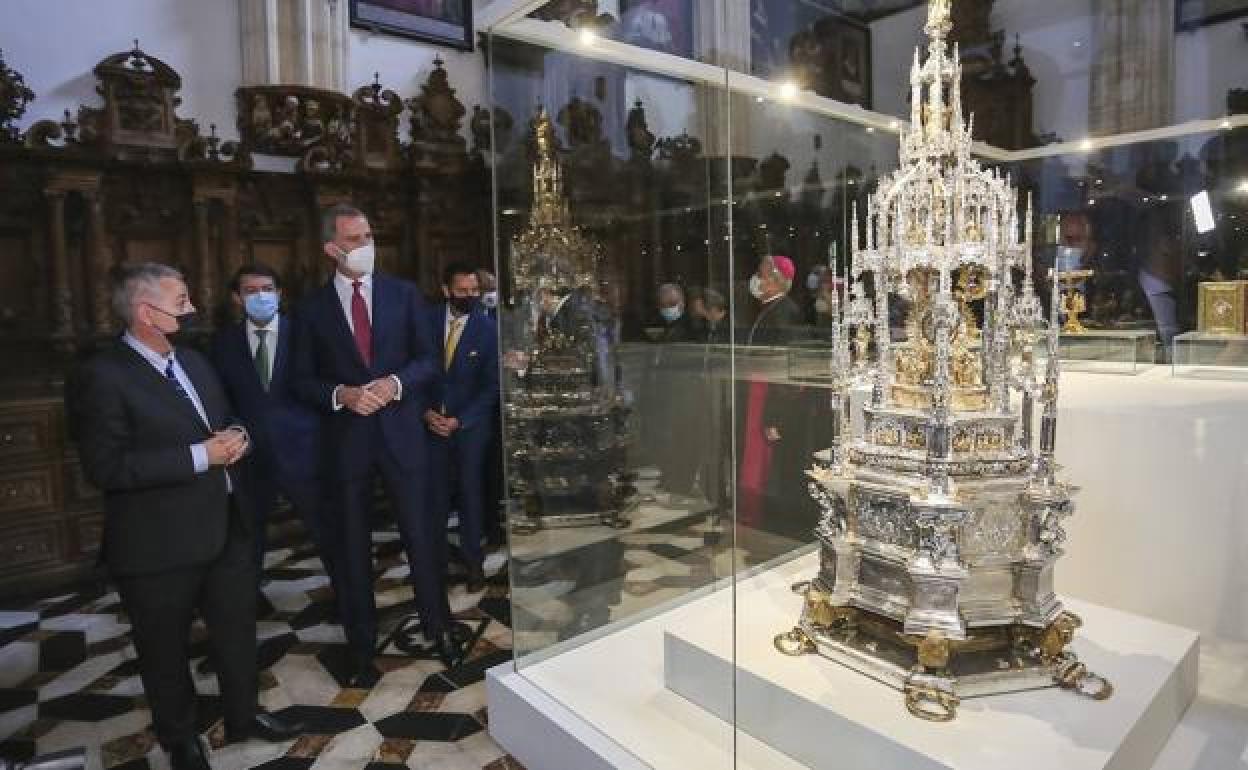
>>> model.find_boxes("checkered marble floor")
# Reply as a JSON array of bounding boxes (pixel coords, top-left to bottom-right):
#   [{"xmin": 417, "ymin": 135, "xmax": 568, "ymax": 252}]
[
  {"xmin": 0, "ymin": 491, "xmax": 802, "ymax": 770},
  {"xmin": 0, "ymin": 523, "xmax": 521, "ymax": 770}
]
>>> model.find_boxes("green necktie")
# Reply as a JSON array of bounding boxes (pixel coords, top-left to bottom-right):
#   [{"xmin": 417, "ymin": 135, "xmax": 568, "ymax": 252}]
[{"xmin": 254, "ymin": 328, "xmax": 271, "ymax": 391}]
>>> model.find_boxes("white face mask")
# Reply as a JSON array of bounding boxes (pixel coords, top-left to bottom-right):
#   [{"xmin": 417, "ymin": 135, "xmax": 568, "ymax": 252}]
[
  {"xmin": 807, "ymin": 273, "xmax": 821, "ymax": 290},
  {"xmin": 341, "ymin": 242, "xmax": 375, "ymax": 276},
  {"xmin": 749, "ymin": 274, "xmax": 764, "ymax": 299},
  {"xmin": 482, "ymin": 291, "xmax": 499, "ymax": 309}
]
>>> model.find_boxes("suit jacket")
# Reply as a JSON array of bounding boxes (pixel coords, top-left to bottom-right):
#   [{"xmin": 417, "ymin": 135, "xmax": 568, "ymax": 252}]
[
  {"xmin": 427, "ymin": 304, "xmax": 500, "ymax": 434},
  {"xmin": 72, "ymin": 340, "xmax": 246, "ymax": 577},
  {"xmin": 292, "ymin": 272, "xmax": 437, "ymax": 480},
  {"xmin": 746, "ymin": 295, "xmax": 805, "ymax": 347},
  {"xmin": 210, "ymin": 315, "xmax": 321, "ymax": 481}
]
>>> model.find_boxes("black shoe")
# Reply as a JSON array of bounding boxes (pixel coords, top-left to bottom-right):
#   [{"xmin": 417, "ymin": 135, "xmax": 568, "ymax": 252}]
[
  {"xmin": 433, "ymin": 630, "xmax": 464, "ymax": 668},
  {"xmin": 466, "ymin": 565, "xmax": 486, "ymax": 593},
  {"xmin": 346, "ymin": 659, "xmax": 382, "ymax": 689},
  {"xmin": 226, "ymin": 710, "xmax": 305, "ymax": 744},
  {"xmin": 167, "ymin": 737, "xmax": 211, "ymax": 770}
]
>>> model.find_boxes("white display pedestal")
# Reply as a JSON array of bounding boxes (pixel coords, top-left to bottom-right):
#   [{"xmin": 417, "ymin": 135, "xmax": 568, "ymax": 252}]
[
  {"xmin": 665, "ymin": 554, "xmax": 1200, "ymax": 770},
  {"xmin": 490, "ymin": 553, "xmax": 1200, "ymax": 770}
]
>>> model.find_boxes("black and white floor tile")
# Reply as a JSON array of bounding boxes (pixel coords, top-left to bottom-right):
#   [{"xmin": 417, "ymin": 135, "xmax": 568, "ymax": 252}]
[{"xmin": 0, "ymin": 498, "xmax": 749, "ymax": 770}]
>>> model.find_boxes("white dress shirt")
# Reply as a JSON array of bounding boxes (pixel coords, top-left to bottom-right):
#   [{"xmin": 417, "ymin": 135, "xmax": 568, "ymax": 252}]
[
  {"xmin": 123, "ymin": 331, "xmax": 235, "ymax": 489},
  {"xmin": 333, "ymin": 272, "xmax": 372, "ymax": 333},
  {"xmin": 329, "ymin": 271, "xmax": 402, "ymax": 410},
  {"xmin": 246, "ymin": 314, "xmax": 279, "ymax": 376}
]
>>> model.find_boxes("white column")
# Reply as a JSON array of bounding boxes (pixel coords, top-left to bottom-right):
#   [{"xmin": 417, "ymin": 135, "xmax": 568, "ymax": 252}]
[{"xmin": 239, "ymin": 0, "xmax": 348, "ymax": 90}]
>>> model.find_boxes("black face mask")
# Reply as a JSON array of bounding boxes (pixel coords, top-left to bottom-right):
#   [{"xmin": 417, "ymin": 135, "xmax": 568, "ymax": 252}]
[
  {"xmin": 146, "ymin": 303, "xmax": 198, "ymax": 336},
  {"xmin": 449, "ymin": 296, "xmax": 479, "ymax": 315}
]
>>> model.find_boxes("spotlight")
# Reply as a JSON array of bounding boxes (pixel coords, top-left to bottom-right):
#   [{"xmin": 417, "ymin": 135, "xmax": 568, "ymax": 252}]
[
  {"xmin": 1191, "ymin": 191, "xmax": 1215, "ymax": 234},
  {"xmin": 579, "ymin": 28, "xmax": 597, "ymax": 46},
  {"xmin": 778, "ymin": 81, "xmax": 799, "ymax": 101}
]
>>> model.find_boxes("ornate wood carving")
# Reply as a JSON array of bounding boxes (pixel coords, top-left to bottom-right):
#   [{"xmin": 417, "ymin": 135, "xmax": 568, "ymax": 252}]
[
  {"xmin": 408, "ymin": 57, "xmax": 467, "ymax": 174},
  {"xmin": 951, "ymin": 1, "xmax": 1039, "ymax": 149},
  {"xmin": 76, "ymin": 41, "xmax": 196, "ymax": 160},
  {"xmin": 353, "ymin": 73, "xmax": 404, "ymax": 171}
]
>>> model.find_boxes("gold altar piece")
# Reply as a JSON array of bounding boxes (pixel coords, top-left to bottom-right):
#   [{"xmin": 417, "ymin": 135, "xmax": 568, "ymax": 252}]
[
  {"xmin": 1197, "ymin": 281, "xmax": 1248, "ymax": 335},
  {"xmin": 1058, "ymin": 269, "xmax": 1094, "ymax": 334}
]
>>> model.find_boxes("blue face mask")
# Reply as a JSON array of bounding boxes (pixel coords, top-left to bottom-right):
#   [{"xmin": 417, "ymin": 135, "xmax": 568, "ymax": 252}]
[
  {"xmin": 244, "ymin": 290, "xmax": 279, "ymax": 323},
  {"xmin": 660, "ymin": 305, "xmax": 684, "ymax": 322}
]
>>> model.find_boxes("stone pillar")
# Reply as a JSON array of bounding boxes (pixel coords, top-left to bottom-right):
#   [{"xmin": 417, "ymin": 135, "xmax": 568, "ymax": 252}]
[{"xmin": 241, "ymin": 0, "xmax": 348, "ymax": 91}]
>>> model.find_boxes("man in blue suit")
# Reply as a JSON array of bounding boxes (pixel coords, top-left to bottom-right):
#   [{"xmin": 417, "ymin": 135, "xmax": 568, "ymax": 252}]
[
  {"xmin": 293, "ymin": 204, "xmax": 461, "ymax": 684},
  {"xmin": 210, "ymin": 263, "xmax": 332, "ymax": 584},
  {"xmin": 426, "ymin": 263, "xmax": 500, "ymax": 592}
]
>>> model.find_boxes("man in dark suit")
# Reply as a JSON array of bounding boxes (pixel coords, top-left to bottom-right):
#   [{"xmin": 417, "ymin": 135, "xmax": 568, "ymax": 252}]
[
  {"xmin": 425, "ymin": 263, "xmax": 500, "ymax": 592},
  {"xmin": 72, "ymin": 263, "xmax": 301, "ymax": 770},
  {"xmin": 293, "ymin": 204, "xmax": 461, "ymax": 684},
  {"xmin": 210, "ymin": 263, "xmax": 332, "ymax": 583}
]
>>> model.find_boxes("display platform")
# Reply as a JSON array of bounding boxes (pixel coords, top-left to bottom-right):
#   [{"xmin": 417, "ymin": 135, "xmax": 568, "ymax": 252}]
[
  {"xmin": 1171, "ymin": 332, "xmax": 1248, "ymax": 381},
  {"xmin": 489, "ymin": 552, "xmax": 1200, "ymax": 770},
  {"xmin": 666, "ymin": 554, "xmax": 1200, "ymax": 770},
  {"xmin": 1056, "ymin": 329, "xmax": 1157, "ymax": 375}
]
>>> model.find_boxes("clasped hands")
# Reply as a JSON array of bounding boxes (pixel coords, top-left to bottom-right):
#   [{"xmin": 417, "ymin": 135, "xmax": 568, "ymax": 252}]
[
  {"xmin": 205, "ymin": 425, "xmax": 250, "ymax": 467},
  {"xmin": 340, "ymin": 377, "xmax": 400, "ymax": 416},
  {"xmin": 424, "ymin": 409, "xmax": 460, "ymax": 438}
]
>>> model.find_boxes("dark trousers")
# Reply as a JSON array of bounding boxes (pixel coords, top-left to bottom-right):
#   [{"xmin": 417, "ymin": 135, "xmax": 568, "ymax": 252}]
[
  {"xmin": 429, "ymin": 425, "xmax": 489, "ymax": 569},
  {"xmin": 483, "ymin": 419, "xmax": 505, "ymax": 546},
  {"xmin": 336, "ymin": 448, "xmax": 448, "ymax": 660},
  {"xmin": 114, "ymin": 500, "xmax": 256, "ymax": 749},
  {"xmin": 242, "ymin": 459, "xmax": 337, "ymax": 585}
]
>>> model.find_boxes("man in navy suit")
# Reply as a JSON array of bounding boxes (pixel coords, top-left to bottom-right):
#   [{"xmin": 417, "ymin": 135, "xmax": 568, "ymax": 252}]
[
  {"xmin": 210, "ymin": 263, "xmax": 332, "ymax": 583},
  {"xmin": 426, "ymin": 263, "xmax": 500, "ymax": 592},
  {"xmin": 293, "ymin": 203, "xmax": 461, "ymax": 684}
]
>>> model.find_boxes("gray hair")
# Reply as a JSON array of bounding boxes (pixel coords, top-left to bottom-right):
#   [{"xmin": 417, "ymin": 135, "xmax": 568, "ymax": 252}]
[
  {"xmin": 111, "ymin": 262, "xmax": 184, "ymax": 327},
  {"xmin": 320, "ymin": 203, "xmax": 366, "ymax": 244},
  {"xmin": 657, "ymin": 282, "xmax": 684, "ymax": 302}
]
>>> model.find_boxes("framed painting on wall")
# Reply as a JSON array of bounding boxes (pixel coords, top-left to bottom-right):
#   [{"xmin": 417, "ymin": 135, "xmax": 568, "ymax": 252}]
[
  {"xmin": 1175, "ymin": 0, "xmax": 1248, "ymax": 30},
  {"xmin": 350, "ymin": 0, "xmax": 474, "ymax": 51}
]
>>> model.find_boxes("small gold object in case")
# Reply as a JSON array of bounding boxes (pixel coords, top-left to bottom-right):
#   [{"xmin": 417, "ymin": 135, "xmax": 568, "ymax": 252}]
[{"xmin": 1197, "ymin": 281, "xmax": 1248, "ymax": 335}]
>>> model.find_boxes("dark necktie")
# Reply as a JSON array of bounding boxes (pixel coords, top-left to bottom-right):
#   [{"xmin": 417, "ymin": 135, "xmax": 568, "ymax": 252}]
[
  {"xmin": 351, "ymin": 280, "xmax": 373, "ymax": 366},
  {"xmin": 165, "ymin": 357, "xmax": 195, "ymax": 407},
  {"xmin": 253, "ymin": 329, "xmax": 271, "ymax": 391}
]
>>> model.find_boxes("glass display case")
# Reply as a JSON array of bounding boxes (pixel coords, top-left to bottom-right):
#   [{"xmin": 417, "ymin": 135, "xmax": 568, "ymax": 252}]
[{"xmin": 480, "ymin": 1, "xmax": 1247, "ymax": 768}]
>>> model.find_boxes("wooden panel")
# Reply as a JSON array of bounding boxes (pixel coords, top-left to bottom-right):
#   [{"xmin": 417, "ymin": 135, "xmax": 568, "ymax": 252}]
[
  {"xmin": 0, "ymin": 521, "xmax": 62, "ymax": 575},
  {"xmin": 0, "ymin": 402, "xmax": 57, "ymax": 463},
  {"xmin": 71, "ymin": 512, "xmax": 104, "ymax": 557},
  {"xmin": 0, "ymin": 466, "xmax": 58, "ymax": 516}
]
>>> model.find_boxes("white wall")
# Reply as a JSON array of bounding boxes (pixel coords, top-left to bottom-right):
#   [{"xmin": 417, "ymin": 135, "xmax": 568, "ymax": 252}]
[
  {"xmin": 0, "ymin": 0, "xmax": 490, "ymax": 144},
  {"xmin": 3, "ymin": 0, "xmax": 241, "ymax": 137},
  {"xmin": 871, "ymin": 0, "xmax": 1247, "ymax": 144}
]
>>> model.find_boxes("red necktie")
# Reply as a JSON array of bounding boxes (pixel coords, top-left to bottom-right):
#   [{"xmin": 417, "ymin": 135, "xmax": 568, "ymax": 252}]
[{"xmin": 351, "ymin": 280, "xmax": 372, "ymax": 366}]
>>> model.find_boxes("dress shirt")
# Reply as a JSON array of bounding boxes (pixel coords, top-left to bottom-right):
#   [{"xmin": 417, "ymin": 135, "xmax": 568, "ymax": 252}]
[
  {"xmin": 246, "ymin": 314, "xmax": 279, "ymax": 377},
  {"xmin": 444, "ymin": 305, "xmax": 468, "ymax": 344},
  {"xmin": 123, "ymin": 331, "xmax": 236, "ymax": 489},
  {"xmin": 330, "ymin": 271, "xmax": 402, "ymax": 410}
]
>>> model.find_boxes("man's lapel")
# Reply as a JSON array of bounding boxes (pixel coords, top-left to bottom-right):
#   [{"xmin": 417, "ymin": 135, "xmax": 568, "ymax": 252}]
[{"xmin": 117, "ymin": 343, "xmax": 210, "ymax": 434}]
